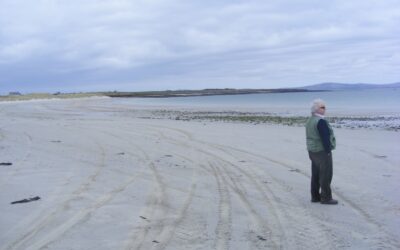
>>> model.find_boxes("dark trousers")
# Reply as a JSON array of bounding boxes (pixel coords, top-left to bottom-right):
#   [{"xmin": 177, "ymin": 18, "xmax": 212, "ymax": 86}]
[{"xmin": 308, "ymin": 151, "xmax": 333, "ymax": 201}]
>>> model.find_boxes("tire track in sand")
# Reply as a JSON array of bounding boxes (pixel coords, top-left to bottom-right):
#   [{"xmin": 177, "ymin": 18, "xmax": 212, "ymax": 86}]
[
  {"xmin": 149, "ymin": 125, "xmax": 337, "ymax": 249},
  {"xmin": 4, "ymin": 134, "xmax": 107, "ymax": 250},
  {"xmin": 152, "ymin": 126, "xmax": 283, "ymax": 249},
  {"xmin": 208, "ymin": 163, "xmax": 232, "ymax": 250},
  {"xmin": 202, "ymin": 154, "xmax": 283, "ymax": 249},
  {"xmin": 5, "ymin": 125, "xmax": 164, "ymax": 250},
  {"xmin": 211, "ymin": 142, "xmax": 400, "ymax": 250},
  {"xmin": 144, "ymin": 127, "xmax": 235, "ymax": 250},
  {"xmin": 203, "ymin": 142, "xmax": 337, "ymax": 249},
  {"xmin": 114, "ymin": 126, "xmax": 197, "ymax": 250},
  {"xmin": 85, "ymin": 124, "xmax": 192, "ymax": 250},
  {"xmin": 0, "ymin": 131, "xmax": 34, "ymax": 193},
  {"xmin": 24, "ymin": 171, "xmax": 143, "ymax": 250},
  {"xmin": 214, "ymin": 148, "xmax": 334, "ymax": 250},
  {"xmin": 61, "ymin": 122, "xmax": 199, "ymax": 250},
  {"xmin": 1, "ymin": 130, "xmax": 33, "ymax": 171}
]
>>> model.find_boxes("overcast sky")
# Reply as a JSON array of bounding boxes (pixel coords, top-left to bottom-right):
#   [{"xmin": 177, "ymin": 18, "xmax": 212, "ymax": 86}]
[{"xmin": 1, "ymin": 0, "xmax": 399, "ymax": 94}]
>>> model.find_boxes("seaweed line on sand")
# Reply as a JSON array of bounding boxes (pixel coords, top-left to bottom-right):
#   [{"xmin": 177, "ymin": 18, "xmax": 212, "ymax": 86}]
[{"xmin": 148, "ymin": 110, "xmax": 400, "ymax": 131}]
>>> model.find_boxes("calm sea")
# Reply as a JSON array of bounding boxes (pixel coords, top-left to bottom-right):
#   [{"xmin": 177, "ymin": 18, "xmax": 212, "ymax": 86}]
[{"xmin": 114, "ymin": 88, "xmax": 400, "ymax": 116}]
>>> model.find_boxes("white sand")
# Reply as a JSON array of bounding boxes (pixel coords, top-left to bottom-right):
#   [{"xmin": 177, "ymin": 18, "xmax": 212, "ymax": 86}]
[{"xmin": 0, "ymin": 98, "xmax": 399, "ymax": 250}]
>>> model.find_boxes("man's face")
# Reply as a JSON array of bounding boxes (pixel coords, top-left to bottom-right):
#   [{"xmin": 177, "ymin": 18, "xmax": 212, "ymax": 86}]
[{"xmin": 316, "ymin": 105, "xmax": 326, "ymax": 115}]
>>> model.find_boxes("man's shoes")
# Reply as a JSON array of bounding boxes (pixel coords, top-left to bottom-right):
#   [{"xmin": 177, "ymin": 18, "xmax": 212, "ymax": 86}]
[
  {"xmin": 311, "ymin": 198, "xmax": 320, "ymax": 203},
  {"xmin": 320, "ymin": 199, "xmax": 338, "ymax": 205}
]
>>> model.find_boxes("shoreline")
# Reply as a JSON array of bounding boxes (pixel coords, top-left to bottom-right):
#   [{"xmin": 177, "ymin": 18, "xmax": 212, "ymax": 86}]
[{"xmin": 1, "ymin": 96, "xmax": 399, "ymax": 131}]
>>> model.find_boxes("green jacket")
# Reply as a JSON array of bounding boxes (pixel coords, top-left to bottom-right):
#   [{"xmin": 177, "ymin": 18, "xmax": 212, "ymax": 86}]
[{"xmin": 305, "ymin": 115, "xmax": 336, "ymax": 152}]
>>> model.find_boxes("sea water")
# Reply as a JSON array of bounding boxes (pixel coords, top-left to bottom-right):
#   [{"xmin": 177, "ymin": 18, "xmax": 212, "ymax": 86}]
[{"xmin": 114, "ymin": 88, "xmax": 400, "ymax": 116}]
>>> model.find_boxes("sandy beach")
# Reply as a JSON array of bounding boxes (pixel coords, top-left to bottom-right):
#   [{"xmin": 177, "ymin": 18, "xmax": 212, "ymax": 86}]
[{"xmin": 0, "ymin": 97, "xmax": 399, "ymax": 250}]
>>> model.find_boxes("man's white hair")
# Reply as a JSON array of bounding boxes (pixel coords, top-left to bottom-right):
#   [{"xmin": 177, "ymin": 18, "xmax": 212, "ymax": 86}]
[{"xmin": 311, "ymin": 98, "xmax": 326, "ymax": 114}]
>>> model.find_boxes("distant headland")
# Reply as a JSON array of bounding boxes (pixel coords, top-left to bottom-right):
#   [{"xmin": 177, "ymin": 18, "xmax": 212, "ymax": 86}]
[
  {"xmin": 0, "ymin": 88, "xmax": 316, "ymax": 101},
  {"xmin": 102, "ymin": 88, "xmax": 314, "ymax": 98}
]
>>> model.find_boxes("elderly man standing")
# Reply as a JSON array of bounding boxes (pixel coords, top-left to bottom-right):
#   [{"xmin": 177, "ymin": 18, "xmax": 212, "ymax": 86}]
[{"xmin": 306, "ymin": 99, "xmax": 338, "ymax": 205}]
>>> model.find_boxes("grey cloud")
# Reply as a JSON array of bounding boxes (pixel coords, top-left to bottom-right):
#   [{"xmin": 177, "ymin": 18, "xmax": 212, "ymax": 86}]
[{"xmin": 0, "ymin": 0, "xmax": 399, "ymax": 93}]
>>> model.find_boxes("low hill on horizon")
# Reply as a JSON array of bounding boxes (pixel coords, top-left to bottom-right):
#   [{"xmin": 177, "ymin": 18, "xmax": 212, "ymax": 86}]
[{"xmin": 301, "ymin": 82, "xmax": 400, "ymax": 91}]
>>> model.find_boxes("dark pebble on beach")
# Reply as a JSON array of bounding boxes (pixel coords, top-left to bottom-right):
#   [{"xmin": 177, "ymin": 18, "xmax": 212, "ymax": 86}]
[{"xmin": 0, "ymin": 162, "xmax": 12, "ymax": 166}]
